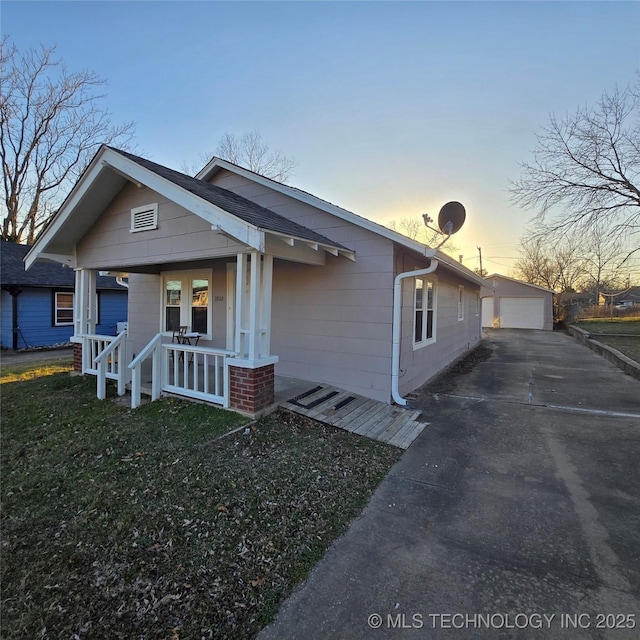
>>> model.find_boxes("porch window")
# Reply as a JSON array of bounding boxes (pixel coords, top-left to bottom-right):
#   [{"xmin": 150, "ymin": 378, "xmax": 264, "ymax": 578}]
[
  {"xmin": 54, "ymin": 291, "xmax": 74, "ymax": 326},
  {"xmin": 165, "ymin": 280, "xmax": 182, "ymax": 331},
  {"xmin": 191, "ymin": 278, "xmax": 209, "ymax": 333},
  {"xmin": 162, "ymin": 271, "xmax": 211, "ymax": 336},
  {"xmin": 414, "ymin": 278, "xmax": 436, "ymax": 347}
]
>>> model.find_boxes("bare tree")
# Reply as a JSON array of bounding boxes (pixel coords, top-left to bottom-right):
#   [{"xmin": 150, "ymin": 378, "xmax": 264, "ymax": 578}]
[
  {"xmin": 387, "ymin": 216, "xmax": 424, "ymax": 241},
  {"xmin": 509, "ymin": 81, "xmax": 640, "ymax": 258},
  {"xmin": 1, "ymin": 39, "xmax": 135, "ymax": 244},
  {"xmin": 387, "ymin": 215, "xmax": 459, "ymax": 256},
  {"xmin": 513, "ymin": 232, "xmax": 587, "ymax": 293},
  {"xmin": 576, "ymin": 223, "xmax": 629, "ymax": 294},
  {"xmin": 184, "ymin": 130, "xmax": 296, "ymax": 183}
]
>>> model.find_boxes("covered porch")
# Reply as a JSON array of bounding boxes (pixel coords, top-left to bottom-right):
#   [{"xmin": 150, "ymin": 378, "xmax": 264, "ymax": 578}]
[{"xmin": 74, "ymin": 250, "xmax": 281, "ymax": 417}]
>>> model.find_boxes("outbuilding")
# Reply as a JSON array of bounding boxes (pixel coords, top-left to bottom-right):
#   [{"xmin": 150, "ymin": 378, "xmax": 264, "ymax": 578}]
[{"xmin": 481, "ymin": 274, "xmax": 554, "ymax": 330}]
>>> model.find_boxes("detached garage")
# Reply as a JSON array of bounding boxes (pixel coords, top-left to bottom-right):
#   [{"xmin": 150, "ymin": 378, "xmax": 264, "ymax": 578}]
[{"xmin": 481, "ymin": 274, "xmax": 555, "ymax": 330}]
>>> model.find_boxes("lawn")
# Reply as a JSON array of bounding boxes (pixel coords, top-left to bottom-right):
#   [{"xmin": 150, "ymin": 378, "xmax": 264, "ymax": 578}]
[
  {"xmin": 574, "ymin": 318, "xmax": 640, "ymax": 362},
  {"xmin": 1, "ymin": 366, "xmax": 401, "ymax": 639}
]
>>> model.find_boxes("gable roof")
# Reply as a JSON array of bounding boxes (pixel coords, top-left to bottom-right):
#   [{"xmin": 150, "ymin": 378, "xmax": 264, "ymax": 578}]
[
  {"xmin": 2, "ymin": 241, "xmax": 123, "ymax": 289},
  {"xmin": 197, "ymin": 157, "xmax": 489, "ymax": 288},
  {"xmin": 26, "ymin": 146, "xmax": 354, "ymax": 269},
  {"xmin": 485, "ymin": 273, "xmax": 556, "ymax": 294},
  {"xmin": 112, "ymin": 149, "xmax": 351, "ymax": 252},
  {"xmin": 197, "ymin": 156, "xmax": 437, "ymax": 256},
  {"xmin": 26, "ymin": 146, "xmax": 485, "ymax": 287}
]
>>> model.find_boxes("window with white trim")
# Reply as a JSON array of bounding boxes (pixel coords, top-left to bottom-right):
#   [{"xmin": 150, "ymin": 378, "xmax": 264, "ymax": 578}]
[
  {"xmin": 458, "ymin": 285, "xmax": 464, "ymax": 321},
  {"xmin": 54, "ymin": 291, "xmax": 74, "ymax": 326},
  {"xmin": 414, "ymin": 278, "xmax": 436, "ymax": 347},
  {"xmin": 162, "ymin": 271, "xmax": 211, "ymax": 336},
  {"xmin": 131, "ymin": 203, "xmax": 158, "ymax": 232}
]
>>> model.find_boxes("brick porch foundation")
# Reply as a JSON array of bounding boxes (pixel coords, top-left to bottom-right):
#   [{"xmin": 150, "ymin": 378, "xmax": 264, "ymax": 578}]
[
  {"xmin": 228, "ymin": 363, "xmax": 275, "ymax": 416},
  {"xmin": 73, "ymin": 342, "xmax": 83, "ymax": 372}
]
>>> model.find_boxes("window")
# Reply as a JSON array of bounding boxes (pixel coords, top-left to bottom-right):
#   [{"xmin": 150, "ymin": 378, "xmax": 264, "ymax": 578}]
[
  {"xmin": 414, "ymin": 278, "xmax": 436, "ymax": 347},
  {"xmin": 162, "ymin": 271, "xmax": 211, "ymax": 336},
  {"xmin": 191, "ymin": 278, "xmax": 209, "ymax": 333},
  {"xmin": 131, "ymin": 203, "xmax": 158, "ymax": 232},
  {"xmin": 54, "ymin": 291, "xmax": 74, "ymax": 326},
  {"xmin": 458, "ymin": 285, "xmax": 464, "ymax": 321},
  {"xmin": 165, "ymin": 280, "xmax": 182, "ymax": 331}
]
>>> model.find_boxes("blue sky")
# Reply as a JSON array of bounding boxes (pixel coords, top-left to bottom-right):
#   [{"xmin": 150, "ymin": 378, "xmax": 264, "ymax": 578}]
[{"xmin": 3, "ymin": 1, "xmax": 639, "ymax": 275}]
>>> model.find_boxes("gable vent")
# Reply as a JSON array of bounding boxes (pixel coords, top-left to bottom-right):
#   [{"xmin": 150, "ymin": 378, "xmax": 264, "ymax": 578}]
[{"xmin": 131, "ymin": 203, "xmax": 158, "ymax": 232}]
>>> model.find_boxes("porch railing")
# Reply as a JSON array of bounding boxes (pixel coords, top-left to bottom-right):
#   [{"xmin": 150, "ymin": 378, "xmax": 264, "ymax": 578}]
[
  {"xmin": 162, "ymin": 343, "xmax": 233, "ymax": 407},
  {"xmin": 128, "ymin": 335, "xmax": 234, "ymax": 409},
  {"xmin": 93, "ymin": 331, "xmax": 129, "ymax": 399},
  {"xmin": 82, "ymin": 334, "xmax": 120, "ymax": 375},
  {"xmin": 129, "ymin": 333, "xmax": 163, "ymax": 409}
]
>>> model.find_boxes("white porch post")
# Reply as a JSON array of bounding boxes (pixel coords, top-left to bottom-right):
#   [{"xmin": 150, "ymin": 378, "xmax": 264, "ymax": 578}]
[
  {"xmin": 260, "ymin": 254, "xmax": 273, "ymax": 357},
  {"xmin": 235, "ymin": 253, "xmax": 248, "ymax": 357},
  {"xmin": 74, "ymin": 268, "xmax": 98, "ymax": 336},
  {"xmin": 74, "ymin": 268, "xmax": 98, "ymax": 373},
  {"xmin": 248, "ymin": 251, "xmax": 261, "ymax": 361},
  {"xmin": 235, "ymin": 251, "xmax": 273, "ymax": 360},
  {"xmin": 228, "ymin": 251, "xmax": 278, "ymax": 417}
]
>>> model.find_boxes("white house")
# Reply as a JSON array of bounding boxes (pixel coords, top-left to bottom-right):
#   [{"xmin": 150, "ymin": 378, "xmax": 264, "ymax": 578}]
[{"xmin": 26, "ymin": 146, "xmax": 486, "ymax": 416}]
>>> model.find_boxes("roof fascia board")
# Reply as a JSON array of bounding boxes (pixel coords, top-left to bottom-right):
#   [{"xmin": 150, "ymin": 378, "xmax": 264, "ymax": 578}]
[
  {"xmin": 25, "ymin": 146, "xmax": 110, "ymax": 269},
  {"xmin": 198, "ymin": 158, "xmax": 434, "ymax": 258},
  {"xmin": 434, "ymin": 250, "xmax": 488, "ymax": 287},
  {"xmin": 104, "ymin": 151, "xmax": 265, "ymax": 252},
  {"xmin": 26, "ymin": 147, "xmax": 265, "ymax": 270},
  {"xmin": 487, "ymin": 273, "xmax": 556, "ymax": 294},
  {"xmin": 265, "ymin": 229, "xmax": 356, "ymax": 262}
]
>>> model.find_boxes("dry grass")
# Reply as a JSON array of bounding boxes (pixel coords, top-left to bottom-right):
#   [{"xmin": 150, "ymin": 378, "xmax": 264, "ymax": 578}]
[
  {"xmin": 574, "ymin": 319, "xmax": 640, "ymax": 363},
  {"xmin": 1, "ymin": 370, "xmax": 401, "ymax": 639}
]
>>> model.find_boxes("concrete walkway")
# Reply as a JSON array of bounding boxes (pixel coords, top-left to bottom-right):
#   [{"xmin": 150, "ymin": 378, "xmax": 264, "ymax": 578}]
[
  {"xmin": 258, "ymin": 329, "xmax": 640, "ymax": 639},
  {"xmin": 0, "ymin": 347, "xmax": 73, "ymax": 366}
]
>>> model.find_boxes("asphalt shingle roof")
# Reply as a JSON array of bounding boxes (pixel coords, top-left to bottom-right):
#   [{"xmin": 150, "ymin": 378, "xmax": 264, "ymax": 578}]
[
  {"xmin": 1, "ymin": 241, "xmax": 123, "ymax": 289},
  {"xmin": 112, "ymin": 148, "xmax": 350, "ymax": 251}
]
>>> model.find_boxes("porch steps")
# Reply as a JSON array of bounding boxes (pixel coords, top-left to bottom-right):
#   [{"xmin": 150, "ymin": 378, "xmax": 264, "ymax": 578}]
[{"xmin": 280, "ymin": 385, "xmax": 428, "ymax": 449}]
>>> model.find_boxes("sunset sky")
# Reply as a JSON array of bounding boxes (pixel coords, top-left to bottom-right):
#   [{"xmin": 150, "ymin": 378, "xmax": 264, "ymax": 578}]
[{"xmin": 4, "ymin": 1, "xmax": 639, "ymax": 276}]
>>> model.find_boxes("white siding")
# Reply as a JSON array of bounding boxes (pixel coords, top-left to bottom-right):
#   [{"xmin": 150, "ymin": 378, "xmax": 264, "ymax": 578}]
[
  {"xmin": 76, "ymin": 183, "xmax": 245, "ymax": 270},
  {"xmin": 396, "ymin": 252, "xmax": 482, "ymax": 397},
  {"xmin": 127, "ymin": 273, "xmax": 161, "ymax": 358},
  {"xmin": 210, "ymin": 170, "xmax": 396, "ymax": 402}
]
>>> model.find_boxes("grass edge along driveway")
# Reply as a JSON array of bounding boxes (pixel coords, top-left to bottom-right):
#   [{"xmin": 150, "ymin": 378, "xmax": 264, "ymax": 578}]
[
  {"xmin": 574, "ymin": 318, "xmax": 640, "ymax": 363},
  {"xmin": 1, "ymin": 370, "xmax": 401, "ymax": 640}
]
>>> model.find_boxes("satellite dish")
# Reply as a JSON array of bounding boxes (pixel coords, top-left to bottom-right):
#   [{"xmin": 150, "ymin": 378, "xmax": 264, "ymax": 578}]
[{"xmin": 437, "ymin": 201, "xmax": 466, "ymax": 236}]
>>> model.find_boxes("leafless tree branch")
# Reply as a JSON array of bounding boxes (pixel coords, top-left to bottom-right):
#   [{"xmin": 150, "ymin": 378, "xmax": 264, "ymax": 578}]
[
  {"xmin": 509, "ymin": 80, "xmax": 640, "ymax": 257},
  {"xmin": 0, "ymin": 38, "xmax": 135, "ymax": 243}
]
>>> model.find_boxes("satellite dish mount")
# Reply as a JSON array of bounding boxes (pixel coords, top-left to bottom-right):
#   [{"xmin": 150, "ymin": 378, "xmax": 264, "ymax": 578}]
[{"xmin": 422, "ymin": 201, "xmax": 466, "ymax": 248}]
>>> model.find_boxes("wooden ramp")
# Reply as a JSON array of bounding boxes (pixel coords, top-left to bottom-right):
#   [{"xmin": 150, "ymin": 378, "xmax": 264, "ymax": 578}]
[{"xmin": 280, "ymin": 384, "xmax": 428, "ymax": 449}]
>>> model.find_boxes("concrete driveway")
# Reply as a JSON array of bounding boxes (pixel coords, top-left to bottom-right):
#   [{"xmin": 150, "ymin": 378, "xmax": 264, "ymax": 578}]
[{"xmin": 258, "ymin": 329, "xmax": 640, "ymax": 639}]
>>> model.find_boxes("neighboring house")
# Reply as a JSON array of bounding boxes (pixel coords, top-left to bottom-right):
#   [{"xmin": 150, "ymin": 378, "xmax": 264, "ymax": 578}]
[
  {"xmin": 611, "ymin": 286, "xmax": 640, "ymax": 308},
  {"xmin": 1, "ymin": 241, "xmax": 128, "ymax": 350},
  {"xmin": 25, "ymin": 145, "xmax": 486, "ymax": 416},
  {"xmin": 481, "ymin": 274, "xmax": 554, "ymax": 330}
]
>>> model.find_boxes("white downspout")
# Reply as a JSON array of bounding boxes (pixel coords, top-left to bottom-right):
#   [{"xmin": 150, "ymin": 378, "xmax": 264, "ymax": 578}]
[{"xmin": 392, "ymin": 260, "xmax": 439, "ymax": 406}]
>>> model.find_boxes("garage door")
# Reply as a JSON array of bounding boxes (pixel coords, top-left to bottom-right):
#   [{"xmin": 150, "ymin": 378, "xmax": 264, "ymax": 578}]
[{"xmin": 500, "ymin": 297, "xmax": 544, "ymax": 329}]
